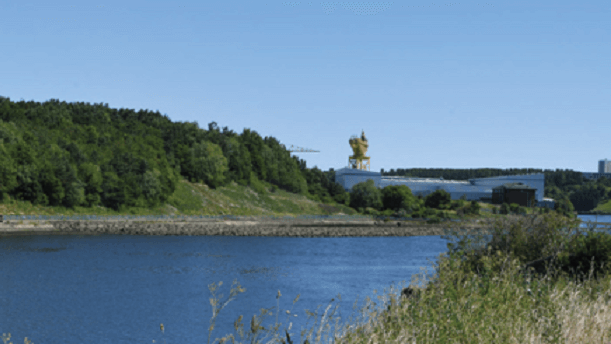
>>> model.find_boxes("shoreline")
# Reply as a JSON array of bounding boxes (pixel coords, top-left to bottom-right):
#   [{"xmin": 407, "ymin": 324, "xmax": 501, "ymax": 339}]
[{"xmin": 0, "ymin": 219, "xmax": 490, "ymax": 237}]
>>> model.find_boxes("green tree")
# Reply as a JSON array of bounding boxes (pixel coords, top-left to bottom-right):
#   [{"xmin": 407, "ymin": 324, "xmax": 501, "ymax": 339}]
[
  {"xmin": 186, "ymin": 141, "xmax": 228, "ymax": 188},
  {"xmin": 500, "ymin": 203, "xmax": 510, "ymax": 215},
  {"xmin": 101, "ymin": 171, "xmax": 127, "ymax": 210},
  {"xmin": 349, "ymin": 179, "xmax": 382, "ymax": 211},
  {"xmin": 381, "ymin": 185, "xmax": 418, "ymax": 213},
  {"xmin": 555, "ymin": 196, "xmax": 575, "ymax": 217},
  {"xmin": 140, "ymin": 169, "xmax": 162, "ymax": 206},
  {"xmin": 424, "ymin": 189, "xmax": 451, "ymax": 209},
  {"xmin": 78, "ymin": 163, "xmax": 103, "ymax": 206},
  {"xmin": 468, "ymin": 200, "xmax": 480, "ymax": 215}
]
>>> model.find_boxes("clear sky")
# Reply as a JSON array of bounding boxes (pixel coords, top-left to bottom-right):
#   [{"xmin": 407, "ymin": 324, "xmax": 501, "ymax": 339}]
[{"xmin": 2, "ymin": 1, "xmax": 609, "ymax": 173}]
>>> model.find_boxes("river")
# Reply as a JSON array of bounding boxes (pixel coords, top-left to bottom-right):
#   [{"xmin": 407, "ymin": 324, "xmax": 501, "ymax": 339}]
[{"xmin": 0, "ymin": 215, "xmax": 609, "ymax": 344}]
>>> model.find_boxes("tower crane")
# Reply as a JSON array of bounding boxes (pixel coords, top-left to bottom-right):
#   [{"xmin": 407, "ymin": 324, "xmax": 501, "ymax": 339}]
[{"xmin": 282, "ymin": 144, "xmax": 320, "ymax": 153}]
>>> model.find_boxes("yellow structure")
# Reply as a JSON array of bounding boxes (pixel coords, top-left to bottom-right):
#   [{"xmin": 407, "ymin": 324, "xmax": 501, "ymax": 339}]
[{"xmin": 349, "ymin": 130, "xmax": 370, "ymax": 171}]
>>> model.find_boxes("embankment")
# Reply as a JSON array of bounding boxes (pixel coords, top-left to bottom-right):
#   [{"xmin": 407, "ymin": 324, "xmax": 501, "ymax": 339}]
[{"xmin": 0, "ymin": 218, "xmax": 489, "ymax": 237}]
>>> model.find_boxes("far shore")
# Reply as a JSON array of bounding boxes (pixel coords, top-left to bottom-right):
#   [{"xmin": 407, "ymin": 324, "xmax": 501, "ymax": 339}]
[{"xmin": 0, "ymin": 217, "xmax": 492, "ymax": 237}]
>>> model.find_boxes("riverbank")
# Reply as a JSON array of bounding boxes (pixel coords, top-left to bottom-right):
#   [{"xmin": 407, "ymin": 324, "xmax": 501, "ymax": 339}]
[{"xmin": 0, "ymin": 218, "xmax": 489, "ymax": 237}]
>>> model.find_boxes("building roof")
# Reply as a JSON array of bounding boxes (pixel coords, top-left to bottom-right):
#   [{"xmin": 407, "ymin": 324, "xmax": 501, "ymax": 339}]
[{"xmin": 492, "ymin": 182, "xmax": 537, "ymax": 190}]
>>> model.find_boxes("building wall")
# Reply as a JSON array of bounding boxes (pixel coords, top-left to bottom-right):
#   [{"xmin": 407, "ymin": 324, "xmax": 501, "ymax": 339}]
[
  {"xmin": 536, "ymin": 198, "xmax": 556, "ymax": 209},
  {"xmin": 335, "ymin": 168, "xmax": 381, "ymax": 191},
  {"xmin": 469, "ymin": 174, "xmax": 545, "ymax": 202},
  {"xmin": 335, "ymin": 168, "xmax": 546, "ymax": 203},
  {"xmin": 504, "ymin": 189, "xmax": 536, "ymax": 207},
  {"xmin": 599, "ymin": 160, "xmax": 611, "ymax": 173}
]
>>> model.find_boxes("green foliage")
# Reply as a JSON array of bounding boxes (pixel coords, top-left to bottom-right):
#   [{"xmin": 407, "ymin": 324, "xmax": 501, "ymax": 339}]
[
  {"xmin": 248, "ymin": 174, "xmax": 267, "ymax": 194},
  {"xmin": 509, "ymin": 203, "xmax": 520, "ymax": 213},
  {"xmin": 426, "ymin": 215, "xmax": 442, "ymax": 224},
  {"xmin": 555, "ymin": 196, "xmax": 575, "ymax": 217},
  {"xmin": 0, "ymin": 96, "xmax": 349, "ymax": 212},
  {"xmin": 569, "ymin": 184, "xmax": 607, "ymax": 211},
  {"xmin": 422, "ymin": 207, "xmax": 437, "ymax": 218},
  {"xmin": 468, "ymin": 200, "xmax": 480, "ymax": 215},
  {"xmin": 424, "ymin": 189, "xmax": 451, "ymax": 209},
  {"xmin": 349, "ymin": 179, "xmax": 382, "ymax": 210},
  {"xmin": 185, "ymin": 141, "xmax": 228, "ymax": 189},
  {"xmin": 499, "ymin": 203, "xmax": 510, "ymax": 215},
  {"xmin": 557, "ymin": 231, "xmax": 611, "ymax": 282},
  {"xmin": 381, "ymin": 184, "xmax": 419, "ymax": 213}
]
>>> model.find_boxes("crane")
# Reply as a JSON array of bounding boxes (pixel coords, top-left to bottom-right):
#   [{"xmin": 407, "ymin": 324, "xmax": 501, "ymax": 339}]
[{"xmin": 282, "ymin": 144, "xmax": 320, "ymax": 153}]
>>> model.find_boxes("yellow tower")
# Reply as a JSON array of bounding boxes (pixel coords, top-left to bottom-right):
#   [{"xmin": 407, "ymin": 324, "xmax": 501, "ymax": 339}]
[{"xmin": 349, "ymin": 130, "xmax": 370, "ymax": 171}]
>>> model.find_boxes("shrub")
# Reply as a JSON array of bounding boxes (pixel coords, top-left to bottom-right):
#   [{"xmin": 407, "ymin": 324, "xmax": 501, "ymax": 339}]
[
  {"xmin": 557, "ymin": 231, "xmax": 611, "ymax": 282},
  {"xmin": 468, "ymin": 200, "xmax": 480, "ymax": 215},
  {"xmin": 426, "ymin": 215, "xmax": 441, "ymax": 224},
  {"xmin": 442, "ymin": 212, "xmax": 584, "ymax": 280},
  {"xmin": 449, "ymin": 200, "xmax": 465, "ymax": 211},
  {"xmin": 509, "ymin": 203, "xmax": 520, "ymax": 214},
  {"xmin": 424, "ymin": 189, "xmax": 451, "ymax": 209},
  {"xmin": 381, "ymin": 185, "xmax": 418, "ymax": 212},
  {"xmin": 423, "ymin": 207, "xmax": 437, "ymax": 218},
  {"xmin": 349, "ymin": 179, "xmax": 383, "ymax": 211},
  {"xmin": 500, "ymin": 203, "xmax": 510, "ymax": 215}
]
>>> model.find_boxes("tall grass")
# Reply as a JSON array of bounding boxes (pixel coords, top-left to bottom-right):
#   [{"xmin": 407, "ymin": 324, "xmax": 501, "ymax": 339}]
[{"xmin": 5, "ymin": 213, "xmax": 611, "ymax": 343}]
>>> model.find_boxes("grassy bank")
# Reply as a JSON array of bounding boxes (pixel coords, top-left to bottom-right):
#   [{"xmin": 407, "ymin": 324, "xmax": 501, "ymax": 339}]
[
  {"xmin": 5, "ymin": 213, "xmax": 610, "ymax": 344},
  {"xmin": 0, "ymin": 178, "xmax": 358, "ymax": 218},
  {"xmin": 593, "ymin": 199, "xmax": 611, "ymax": 214}
]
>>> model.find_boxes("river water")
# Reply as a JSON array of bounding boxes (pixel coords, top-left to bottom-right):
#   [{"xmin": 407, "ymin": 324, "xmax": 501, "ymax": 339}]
[{"xmin": 1, "ymin": 215, "xmax": 609, "ymax": 344}]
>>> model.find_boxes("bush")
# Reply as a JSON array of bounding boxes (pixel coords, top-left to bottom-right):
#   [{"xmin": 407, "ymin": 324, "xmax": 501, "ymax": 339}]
[
  {"xmin": 557, "ymin": 231, "xmax": 611, "ymax": 282},
  {"xmin": 500, "ymin": 203, "xmax": 510, "ymax": 215},
  {"xmin": 468, "ymin": 200, "xmax": 480, "ymax": 215},
  {"xmin": 450, "ymin": 200, "xmax": 465, "ymax": 211},
  {"xmin": 363, "ymin": 207, "xmax": 379, "ymax": 216},
  {"xmin": 381, "ymin": 185, "xmax": 418, "ymax": 212},
  {"xmin": 426, "ymin": 216, "xmax": 442, "ymax": 224},
  {"xmin": 249, "ymin": 174, "xmax": 267, "ymax": 194},
  {"xmin": 422, "ymin": 207, "xmax": 436, "ymax": 217},
  {"xmin": 425, "ymin": 189, "xmax": 451, "ymax": 209},
  {"xmin": 349, "ymin": 179, "xmax": 383, "ymax": 211},
  {"xmin": 509, "ymin": 203, "xmax": 520, "ymax": 214},
  {"xmin": 443, "ymin": 212, "xmax": 584, "ymax": 279}
]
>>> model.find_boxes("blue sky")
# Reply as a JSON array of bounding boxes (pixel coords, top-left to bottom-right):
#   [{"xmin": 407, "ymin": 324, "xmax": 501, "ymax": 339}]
[{"xmin": 1, "ymin": 1, "xmax": 609, "ymax": 173}]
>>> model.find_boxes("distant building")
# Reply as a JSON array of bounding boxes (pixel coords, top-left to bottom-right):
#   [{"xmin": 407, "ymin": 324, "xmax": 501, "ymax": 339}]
[
  {"xmin": 492, "ymin": 183, "xmax": 537, "ymax": 207},
  {"xmin": 536, "ymin": 197, "xmax": 556, "ymax": 209},
  {"xmin": 599, "ymin": 159, "xmax": 611, "ymax": 173},
  {"xmin": 335, "ymin": 168, "xmax": 546, "ymax": 203}
]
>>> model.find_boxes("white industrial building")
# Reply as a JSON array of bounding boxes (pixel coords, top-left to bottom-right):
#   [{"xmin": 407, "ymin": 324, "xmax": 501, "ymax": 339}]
[
  {"xmin": 335, "ymin": 167, "xmax": 548, "ymax": 204},
  {"xmin": 599, "ymin": 159, "xmax": 611, "ymax": 173}
]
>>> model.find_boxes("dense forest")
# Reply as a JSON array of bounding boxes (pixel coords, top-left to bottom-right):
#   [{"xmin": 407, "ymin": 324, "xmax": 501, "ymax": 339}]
[
  {"xmin": 0, "ymin": 96, "xmax": 347, "ymax": 211},
  {"xmin": 382, "ymin": 168, "xmax": 611, "ymax": 212}
]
